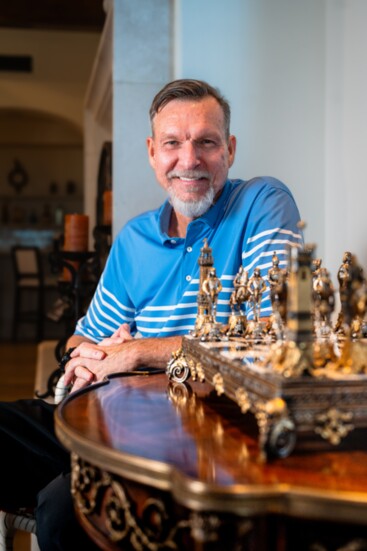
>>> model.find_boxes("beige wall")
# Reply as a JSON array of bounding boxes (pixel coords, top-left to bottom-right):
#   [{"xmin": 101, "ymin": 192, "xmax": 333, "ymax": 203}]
[
  {"xmin": 0, "ymin": 28, "xmax": 101, "ymax": 231},
  {"xmin": 0, "ymin": 28, "xmax": 100, "ymax": 128}
]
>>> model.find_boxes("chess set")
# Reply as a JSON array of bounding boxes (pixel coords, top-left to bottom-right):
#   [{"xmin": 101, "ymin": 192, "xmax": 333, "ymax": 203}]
[{"xmin": 166, "ymin": 229, "xmax": 367, "ymax": 459}]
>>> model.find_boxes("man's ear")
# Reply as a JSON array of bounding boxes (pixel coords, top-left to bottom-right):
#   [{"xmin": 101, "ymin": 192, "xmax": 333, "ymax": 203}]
[
  {"xmin": 228, "ymin": 135, "xmax": 237, "ymax": 168},
  {"xmin": 146, "ymin": 136, "xmax": 155, "ymax": 169}
]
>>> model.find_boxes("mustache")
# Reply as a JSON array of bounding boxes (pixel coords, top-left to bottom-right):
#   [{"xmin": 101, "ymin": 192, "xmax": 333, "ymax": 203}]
[{"xmin": 167, "ymin": 170, "xmax": 210, "ymax": 180}]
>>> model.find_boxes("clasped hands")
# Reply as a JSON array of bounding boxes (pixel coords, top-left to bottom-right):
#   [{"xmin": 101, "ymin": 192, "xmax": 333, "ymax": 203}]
[{"xmin": 63, "ymin": 323, "xmax": 134, "ymax": 393}]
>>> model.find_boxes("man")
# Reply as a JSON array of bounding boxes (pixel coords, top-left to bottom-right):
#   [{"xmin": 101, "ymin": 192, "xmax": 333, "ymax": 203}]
[
  {"xmin": 0, "ymin": 79, "xmax": 302, "ymax": 549},
  {"xmin": 63, "ymin": 78, "xmax": 302, "ymax": 393}
]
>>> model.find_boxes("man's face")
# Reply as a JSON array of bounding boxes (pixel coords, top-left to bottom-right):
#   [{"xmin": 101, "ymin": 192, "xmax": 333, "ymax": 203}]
[{"xmin": 147, "ymin": 96, "xmax": 236, "ymax": 218}]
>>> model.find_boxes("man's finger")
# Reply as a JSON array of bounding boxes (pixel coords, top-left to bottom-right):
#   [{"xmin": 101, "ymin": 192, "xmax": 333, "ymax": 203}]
[
  {"xmin": 74, "ymin": 365, "xmax": 95, "ymax": 383},
  {"xmin": 70, "ymin": 377, "xmax": 91, "ymax": 393},
  {"xmin": 73, "ymin": 343, "xmax": 106, "ymax": 360}
]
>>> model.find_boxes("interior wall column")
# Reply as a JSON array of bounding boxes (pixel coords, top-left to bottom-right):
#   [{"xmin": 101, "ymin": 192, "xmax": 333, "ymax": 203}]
[{"xmin": 112, "ymin": 0, "xmax": 171, "ymax": 236}]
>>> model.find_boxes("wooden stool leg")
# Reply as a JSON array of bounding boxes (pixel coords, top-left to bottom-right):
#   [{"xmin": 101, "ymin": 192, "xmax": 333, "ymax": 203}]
[
  {"xmin": 37, "ymin": 287, "xmax": 44, "ymax": 342},
  {"xmin": 12, "ymin": 287, "xmax": 20, "ymax": 342}
]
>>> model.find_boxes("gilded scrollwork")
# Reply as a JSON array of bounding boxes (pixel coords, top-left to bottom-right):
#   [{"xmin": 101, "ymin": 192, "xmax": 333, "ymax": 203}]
[
  {"xmin": 196, "ymin": 361, "xmax": 205, "ymax": 382},
  {"xmin": 71, "ymin": 454, "xmax": 194, "ymax": 550},
  {"xmin": 255, "ymin": 399, "xmax": 296, "ymax": 459},
  {"xmin": 166, "ymin": 348, "xmax": 191, "ymax": 384},
  {"xmin": 189, "ymin": 511, "xmax": 253, "ymax": 545},
  {"xmin": 235, "ymin": 387, "xmax": 251, "ymax": 414},
  {"xmin": 71, "ymin": 452, "xmax": 111, "ymax": 514},
  {"xmin": 314, "ymin": 408, "xmax": 354, "ymax": 445},
  {"xmin": 212, "ymin": 372, "xmax": 224, "ymax": 395}
]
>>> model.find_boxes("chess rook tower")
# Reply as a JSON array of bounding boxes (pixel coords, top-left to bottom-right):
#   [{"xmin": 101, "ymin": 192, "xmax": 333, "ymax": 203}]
[
  {"xmin": 287, "ymin": 243, "xmax": 314, "ymax": 344},
  {"xmin": 195, "ymin": 239, "xmax": 214, "ymax": 332}
]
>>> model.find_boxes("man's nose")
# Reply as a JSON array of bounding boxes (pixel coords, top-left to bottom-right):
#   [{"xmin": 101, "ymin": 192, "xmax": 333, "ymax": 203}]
[{"xmin": 179, "ymin": 140, "xmax": 200, "ymax": 168}]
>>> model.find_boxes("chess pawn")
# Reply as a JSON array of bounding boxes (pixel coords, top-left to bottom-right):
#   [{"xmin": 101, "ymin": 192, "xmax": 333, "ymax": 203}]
[{"xmin": 247, "ymin": 267, "xmax": 267, "ymax": 323}]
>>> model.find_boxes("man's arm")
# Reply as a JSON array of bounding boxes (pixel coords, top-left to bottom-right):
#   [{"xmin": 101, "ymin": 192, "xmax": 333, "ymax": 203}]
[{"xmin": 66, "ymin": 334, "xmax": 95, "ymax": 349}]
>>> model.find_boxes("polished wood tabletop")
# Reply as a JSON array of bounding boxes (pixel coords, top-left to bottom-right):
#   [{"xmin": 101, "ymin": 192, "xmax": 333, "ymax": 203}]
[{"xmin": 55, "ymin": 370, "xmax": 367, "ymax": 528}]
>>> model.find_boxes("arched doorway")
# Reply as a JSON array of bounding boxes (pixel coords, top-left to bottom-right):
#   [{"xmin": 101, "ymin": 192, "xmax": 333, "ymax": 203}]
[{"xmin": 0, "ymin": 108, "xmax": 84, "ymax": 340}]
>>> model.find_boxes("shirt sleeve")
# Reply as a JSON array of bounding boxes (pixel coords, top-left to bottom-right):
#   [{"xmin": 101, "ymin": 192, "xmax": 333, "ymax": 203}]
[{"xmin": 74, "ymin": 236, "xmax": 136, "ymax": 342}]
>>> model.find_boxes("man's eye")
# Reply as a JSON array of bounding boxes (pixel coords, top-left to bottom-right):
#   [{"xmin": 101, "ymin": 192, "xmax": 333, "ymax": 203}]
[
  {"xmin": 164, "ymin": 140, "xmax": 179, "ymax": 147},
  {"xmin": 199, "ymin": 139, "xmax": 216, "ymax": 147}
]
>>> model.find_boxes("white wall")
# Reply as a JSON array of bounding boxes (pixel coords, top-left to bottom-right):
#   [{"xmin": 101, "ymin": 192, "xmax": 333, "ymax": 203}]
[
  {"xmin": 325, "ymin": 0, "xmax": 367, "ymax": 279},
  {"xmin": 172, "ymin": 0, "xmax": 366, "ymax": 281},
  {"xmin": 174, "ymin": 0, "xmax": 325, "ymax": 251},
  {"xmin": 112, "ymin": 0, "xmax": 170, "ymax": 236}
]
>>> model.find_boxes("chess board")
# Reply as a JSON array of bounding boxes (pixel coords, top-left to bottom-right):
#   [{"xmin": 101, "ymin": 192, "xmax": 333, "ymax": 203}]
[{"xmin": 167, "ymin": 335, "xmax": 367, "ymax": 459}]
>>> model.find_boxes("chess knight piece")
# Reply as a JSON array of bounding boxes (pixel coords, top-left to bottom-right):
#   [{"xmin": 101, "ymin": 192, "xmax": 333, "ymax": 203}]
[{"xmin": 227, "ymin": 265, "xmax": 249, "ymax": 336}]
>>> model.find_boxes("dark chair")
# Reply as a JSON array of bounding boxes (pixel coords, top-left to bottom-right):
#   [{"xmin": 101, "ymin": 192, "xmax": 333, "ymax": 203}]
[
  {"xmin": 0, "ymin": 369, "xmax": 68, "ymax": 550},
  {"xmin": 11, "ymin": 245, "xmax": 58, "ymax": 342}
]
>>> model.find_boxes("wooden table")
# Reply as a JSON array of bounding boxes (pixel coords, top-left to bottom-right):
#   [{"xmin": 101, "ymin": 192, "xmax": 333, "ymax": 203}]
[{"xmin": 55, "ymin": 370, "xmax": 367, "ymax": 550}]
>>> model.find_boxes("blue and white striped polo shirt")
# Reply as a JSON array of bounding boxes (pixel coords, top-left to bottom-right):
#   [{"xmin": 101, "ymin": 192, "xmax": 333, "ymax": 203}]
[{"xmin": 75, "ymin": 177, "xmax": 302, "ymax": 341}]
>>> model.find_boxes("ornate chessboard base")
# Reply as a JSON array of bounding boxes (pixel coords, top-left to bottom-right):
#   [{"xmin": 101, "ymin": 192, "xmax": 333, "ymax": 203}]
[{"xmin": 167, "ymin": 336, "xmax": 367, "ymax": 459}]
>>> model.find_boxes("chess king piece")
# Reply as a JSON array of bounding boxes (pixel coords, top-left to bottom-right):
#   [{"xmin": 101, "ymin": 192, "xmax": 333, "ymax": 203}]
[{"xmin": 227, "ymin": 265, "xmax": 249, "ymax": 336}]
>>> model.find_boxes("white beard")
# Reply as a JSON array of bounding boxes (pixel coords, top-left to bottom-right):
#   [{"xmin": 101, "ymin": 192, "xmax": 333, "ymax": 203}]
[{"xmin": 168, "ymin": 185, "xmax": 215, "ymax": 218}]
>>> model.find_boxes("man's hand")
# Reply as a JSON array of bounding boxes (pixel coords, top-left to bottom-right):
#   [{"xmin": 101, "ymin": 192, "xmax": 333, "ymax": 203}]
[
  {"xmin": 64, "ymin": 323, "xmax": 133, "ymax": 392},
  {"xmin": 64, "ymin": 341, "xmax": 107, "ymax": 390},
  {"xmin": 63, "ymin": 334, "xmax": 182, "ymax": 393}
]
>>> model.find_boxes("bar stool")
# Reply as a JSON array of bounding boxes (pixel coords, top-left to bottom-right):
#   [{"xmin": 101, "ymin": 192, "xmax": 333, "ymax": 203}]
[{"xmin": 11, "ymin": 245, "xmax": 58, "ymax": 342}]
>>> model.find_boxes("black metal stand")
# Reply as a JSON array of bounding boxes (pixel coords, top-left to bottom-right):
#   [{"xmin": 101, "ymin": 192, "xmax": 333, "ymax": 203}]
[{"xmin": 37, "ymin": 250, "xmax": 101, "ymax": 400}]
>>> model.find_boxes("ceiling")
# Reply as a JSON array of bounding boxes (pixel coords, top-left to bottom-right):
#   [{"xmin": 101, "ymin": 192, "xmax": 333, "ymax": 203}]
[{"xmin": 0, "ymin": 0, "xmax": 106, "ymax": 32}]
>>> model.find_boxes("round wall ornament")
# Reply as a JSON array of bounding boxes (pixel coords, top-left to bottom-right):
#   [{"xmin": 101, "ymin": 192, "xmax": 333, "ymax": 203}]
[{"xmin": 8, "ymin": 159, "xmax": 29, "ymax": 193}]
